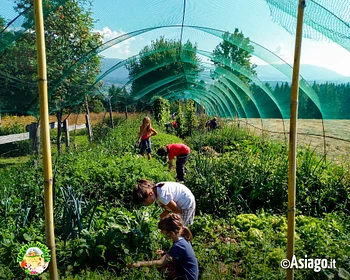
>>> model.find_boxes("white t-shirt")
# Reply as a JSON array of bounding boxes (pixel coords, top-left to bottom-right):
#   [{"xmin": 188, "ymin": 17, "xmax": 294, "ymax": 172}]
[{"xmin": 156, "ymin": 182, "xmax": 195, "ymax": 210}]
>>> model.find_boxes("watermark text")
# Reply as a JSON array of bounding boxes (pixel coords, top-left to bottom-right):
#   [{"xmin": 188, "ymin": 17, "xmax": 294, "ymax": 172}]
[{"xmin": 281, "ymin": 255, "xmax": 336, "ymax": 272}]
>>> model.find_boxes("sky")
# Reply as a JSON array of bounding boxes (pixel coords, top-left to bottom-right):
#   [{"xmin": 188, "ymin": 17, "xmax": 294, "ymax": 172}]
[
  {"xmin": 1, "ymin": 0, "xmax": 350, "ymax": 77},
  {"xmin": 89, "ymin": 0, "xmax": 350, "ymax": 77}
]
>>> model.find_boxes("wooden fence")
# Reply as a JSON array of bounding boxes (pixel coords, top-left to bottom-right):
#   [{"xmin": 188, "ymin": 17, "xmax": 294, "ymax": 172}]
[{"xmin": 0, "ymin": 116, "xmax": 93, "ymax": 154}]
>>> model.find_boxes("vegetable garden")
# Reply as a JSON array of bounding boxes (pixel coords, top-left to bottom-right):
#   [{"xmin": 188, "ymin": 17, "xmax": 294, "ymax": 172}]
[{"xmin": 0, "ymin": 114, "xmax": 349, "ymax": 279}]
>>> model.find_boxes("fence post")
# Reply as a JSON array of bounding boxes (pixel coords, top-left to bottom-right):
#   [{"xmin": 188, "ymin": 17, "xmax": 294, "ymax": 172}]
[
  {"xmin": 85, "ymin": 114, "xmax": 93, "ymax": 142},
  {"xmin": 63, "ymin": 119, "xmax": 70, "ymax": 148},
  {"xmin": 29, "ymin": 122, "xmax": 40, "ymax": 155}
]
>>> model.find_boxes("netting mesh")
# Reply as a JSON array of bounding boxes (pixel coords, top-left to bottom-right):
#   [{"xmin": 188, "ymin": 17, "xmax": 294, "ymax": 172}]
[
  {"xmin": 1, "ymin": 0, "xmax": 350, "ymax": 155},
  {"xmin": 266, "ymin": 0, "xmax": 350, "ymax": 51}
]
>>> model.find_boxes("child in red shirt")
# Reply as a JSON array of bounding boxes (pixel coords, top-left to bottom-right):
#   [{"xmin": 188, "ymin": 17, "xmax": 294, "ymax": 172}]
[{"xmin": 157, "ymin": 143, "xmax": 190, "ymax": 182}]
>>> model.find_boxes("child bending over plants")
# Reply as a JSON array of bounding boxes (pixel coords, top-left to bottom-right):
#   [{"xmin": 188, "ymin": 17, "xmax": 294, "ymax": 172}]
[
  {"xmin": 157, "ymin": 143, "xmax": 190, "ymax": 182},
  {"xmin": 132, "ymin": 213, "xmax": 199, "ymax": 280},
  {"xmin": 138, "ymin": 116, "xmax": 158, "ymax": 160},
  {"xmin": 133, "ymin": 179, "xmax": 196, "ymax": 226}
]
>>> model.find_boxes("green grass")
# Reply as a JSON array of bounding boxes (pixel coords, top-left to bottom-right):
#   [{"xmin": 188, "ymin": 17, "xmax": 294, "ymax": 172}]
[
  {"xmin": 0, "ymin": 155, "xmax": 30, "ymax": 168},
  {"xmin": 0, "ymin": 132, "xmax": 91, "ymax": 168}
]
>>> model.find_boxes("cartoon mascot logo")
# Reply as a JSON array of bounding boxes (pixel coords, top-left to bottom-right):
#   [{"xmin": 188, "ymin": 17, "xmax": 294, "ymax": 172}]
[{"xmin": 17, "ymin": 242, "xmax": 51, "ymax": 275}]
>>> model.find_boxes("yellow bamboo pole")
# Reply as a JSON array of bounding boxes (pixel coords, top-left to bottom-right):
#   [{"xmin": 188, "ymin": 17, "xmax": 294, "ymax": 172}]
[
  {"xmin": 287, "ymin": 1, "xmax": 306, "ymax": 280},
  {"xmin": 33, "ymin": 1, "xmax": 58, "ymax": 279}
]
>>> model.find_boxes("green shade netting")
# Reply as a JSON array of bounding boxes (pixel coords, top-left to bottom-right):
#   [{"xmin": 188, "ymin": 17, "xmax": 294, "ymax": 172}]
[{"xmin": 0, "ymin": 0, "xmax": 349, "ymax": 125}]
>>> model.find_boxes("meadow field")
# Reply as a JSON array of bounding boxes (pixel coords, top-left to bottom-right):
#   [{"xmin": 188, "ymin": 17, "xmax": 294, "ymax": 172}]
[{"xmin": 237, "ymin": 118, "xmax": 350, "ymax": 164}]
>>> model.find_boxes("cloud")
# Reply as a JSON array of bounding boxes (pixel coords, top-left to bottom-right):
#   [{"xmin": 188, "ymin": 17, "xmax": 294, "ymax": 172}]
[
  {"xmin": 94, "ymin": 27, "xmax": 135, "ymax": 59},
  {"xmin": 274, "ymin": 43, "xmax": 288, "ymax": 57}
]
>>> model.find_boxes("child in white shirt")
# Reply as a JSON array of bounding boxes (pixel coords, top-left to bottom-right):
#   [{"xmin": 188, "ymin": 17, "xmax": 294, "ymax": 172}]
[{"xmin": 133, "ymin": 179, "xmax": 196, "ymax": 225}]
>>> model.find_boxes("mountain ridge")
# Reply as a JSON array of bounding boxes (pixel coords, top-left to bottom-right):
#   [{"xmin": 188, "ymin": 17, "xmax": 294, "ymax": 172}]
[
  {"xmin": 255, "ymin": 64, "xmax": 350, "ymax": 83},
  {"xmin": 100, "ymin": 58, "xmax": 350, "ymax": 85}
]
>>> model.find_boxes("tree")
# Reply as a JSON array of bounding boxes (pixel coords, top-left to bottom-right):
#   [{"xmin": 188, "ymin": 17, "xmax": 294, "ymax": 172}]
[
  {"xmin": 211, "ymin": 29, "xmax": 257, "ymax": 118},
  {"xmin": 109, "ymin": 85, "xmax": 135, "ymax": 119},
  {"xmin": 126, "ymin": 37, "xmax": 201, "ymax": 103},
  {"xmin": 0, "ymin": 14, "xmax": 38, "ymax": 115},
  {"xmin": 212, "ymin": 29, "xmax": 256, "ymax": 85},
  {"xmin": 8, "ymin": 0, "xmax": 103, "ymax": 153}
]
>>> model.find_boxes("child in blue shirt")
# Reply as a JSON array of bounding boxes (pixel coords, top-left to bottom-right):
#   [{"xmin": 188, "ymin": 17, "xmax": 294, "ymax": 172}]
[{"xmin": 132, "ymin": 213, "xmax": 199, "ymax": 280}]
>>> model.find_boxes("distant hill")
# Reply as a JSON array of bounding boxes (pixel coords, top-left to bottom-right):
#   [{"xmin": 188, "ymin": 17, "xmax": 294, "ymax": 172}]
[
  {"xmin": 99, "ymin": 58, "xmax": 350, "ymax": 86},
  {"xmin": 100, "ymin": 58, "xmax": 129, "ymax": 85},
  {"xmin": 255, "ymin": 64, "xmax": 350, "ymax": 84}
]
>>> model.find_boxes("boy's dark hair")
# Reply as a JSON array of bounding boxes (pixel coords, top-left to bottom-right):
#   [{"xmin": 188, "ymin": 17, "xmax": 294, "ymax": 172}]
[
  {"xmin": 157, "ymin": 147, "xmax": 168, "ymax": 157},
  {"xmin": 158, "ymin": 213, "xmax": 193, "ymax": 241},
  {"xmin": 133, "ymin": 179, "xmax": 154, "ymax": 204}
]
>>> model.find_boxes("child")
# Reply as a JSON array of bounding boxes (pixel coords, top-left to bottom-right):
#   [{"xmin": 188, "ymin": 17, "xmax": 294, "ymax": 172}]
[
  {"xmin": 157, "ymin": 143, "xmax": 190, "ymax": 182},
  {"xmin": 132, "ymin": 213, "xmax": 199, "ymax": 280},
  {"xmin": 205, "ymin": 117, "xmax": 218, "ymax": 131},
  {"xmin": 133, "ymin": 179, "xmax": 196, "ymax": 226},
  {"xmin": 138, "ymin": 116, "xmax": 158, "ymax": 160}
]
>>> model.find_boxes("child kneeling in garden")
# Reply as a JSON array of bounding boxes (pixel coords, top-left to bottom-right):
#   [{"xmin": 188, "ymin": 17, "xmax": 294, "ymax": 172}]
[
  {"xmin": 133, "ymin": 179, "xmax": 196, "ymax": 226},
  {"xmin": 132, "ymin": 213, "xmax": 199, "ymax": 280}
]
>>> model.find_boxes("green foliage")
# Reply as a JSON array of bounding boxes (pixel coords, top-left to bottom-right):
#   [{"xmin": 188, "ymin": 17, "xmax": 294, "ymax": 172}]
[
  {"xmin": 185, "ymin": 124, "xmax": 349, "ymax": 217},
  {"xmin": 0, "ymin": 115, "xmax": 349, "ymax": 279},
  {"xmin": 152, "ymin": 97, "xmax": 170, "ymax": 125},
  {"xmin": 58, "ymin": 186, "xmax": 99, "ymax": 242},
  {"xmin": 183, "ymin": 99, "xmax": 198, "ymax": 136},
  {"xmin": 88, "ymin": 98, "xmax": 105, "ymax": 113},
  {"xmin": 212, "ymin": 29, "xmax": 256, "ymax": 85},
  {"xmin": 125, "ymin": 36, "xmax": 201, "ymax": 99},
  {"xmin": 0, "ymin": 140, "xmax": 31, "ymax": 158},
  {"xmin": 0, "ymin": 0, "xmax": 103, "ymax": 115},
  {"xmin": 191, "ymin": 213, "xmax": 350, "ymax": 280},
  {"xmin": 109, "ymin": 85, "xmax": 136, "ymax": 118},
  {"xmin": 296, "ymin": 147, "xmax": 350, "ymax": 216},
  {"xmin": 175, "ymin": 103, "xmax": 184, "ymax": 138},
  {"xmin": 173, "ymin": 99, "xmax": 200, "ymax": 138}
]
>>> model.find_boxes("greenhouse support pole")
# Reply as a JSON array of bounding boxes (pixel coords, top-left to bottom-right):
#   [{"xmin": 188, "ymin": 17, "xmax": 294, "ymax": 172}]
[
  {"xmin": 33, "ymin": 1, "xmax": 58, "ymax": 279},
  {"xmin": 287, "ymin": 1, "xmax": 305, "ymax": 280}
]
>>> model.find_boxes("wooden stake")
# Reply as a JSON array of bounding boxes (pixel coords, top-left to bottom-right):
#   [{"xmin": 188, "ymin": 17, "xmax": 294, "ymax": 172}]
[
  {"xmin": 287, "ymin": 1, "xmax": 306, "ymax": 280},
  {"xmin": 33, "ymin": 1, "xmax": 58, "ymax": 279}
]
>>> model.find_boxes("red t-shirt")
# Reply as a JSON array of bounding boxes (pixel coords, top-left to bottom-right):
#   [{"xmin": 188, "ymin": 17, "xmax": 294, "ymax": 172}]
[{"xmin": 167, "ymin": 143, "xmax": 191, "ymax": 160}]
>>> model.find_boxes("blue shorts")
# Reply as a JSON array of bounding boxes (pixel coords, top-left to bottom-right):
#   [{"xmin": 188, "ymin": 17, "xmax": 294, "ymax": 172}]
[{"xmin": 139, "ymin": 138, "xmax": 152, "ymax": 154}]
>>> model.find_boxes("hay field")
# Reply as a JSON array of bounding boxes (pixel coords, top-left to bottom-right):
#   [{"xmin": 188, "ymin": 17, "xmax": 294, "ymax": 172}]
[
  {"xmin": 0, "ymin": 112, "xmax": 111, "ymax": 127},
  {"xmin": 237, "ymin": 118, "xmax": 350, "ymax": 165}
]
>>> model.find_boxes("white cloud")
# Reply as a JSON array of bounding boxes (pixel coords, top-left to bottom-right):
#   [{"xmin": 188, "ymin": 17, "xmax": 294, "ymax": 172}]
[
  {"xmin": 274, "ymin": 43, "xmax": 289, "ymax": 57},
  {"xmin": 94, "ymin": 27, "xmax": 136, "ymax": 59},
  {"xmin": 300, "ymin": 39, "xmax": 350, "ymax": 77}
]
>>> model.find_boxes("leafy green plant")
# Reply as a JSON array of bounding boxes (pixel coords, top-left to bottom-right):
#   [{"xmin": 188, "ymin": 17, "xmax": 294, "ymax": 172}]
[
  {"xmin": 58, "ymin": 186, "xmax": 99, "ymax": 243},
  {"xmin": 153, "ymin": 97, "xmax": 170, "ymax": 125}
]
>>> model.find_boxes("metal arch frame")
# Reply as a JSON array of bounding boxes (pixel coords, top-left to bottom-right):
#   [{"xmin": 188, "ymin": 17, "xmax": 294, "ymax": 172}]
[
  {"xmin": 92, "ymin": 47, "xmax": 265, "ymax": 118},
  {"xmin": 1, "ymin": 18, "xmax": 324, "ymax": 119},
  {"xmin": 138, "ymin": 77, "xmax": 231, "ymax": 117}
]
